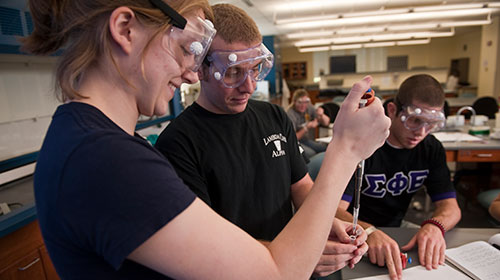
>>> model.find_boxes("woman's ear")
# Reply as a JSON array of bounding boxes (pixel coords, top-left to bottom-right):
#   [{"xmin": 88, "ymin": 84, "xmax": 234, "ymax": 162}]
[{"xmin": 109, "ymin": 7, "xmax": 137, "ymax": 54}]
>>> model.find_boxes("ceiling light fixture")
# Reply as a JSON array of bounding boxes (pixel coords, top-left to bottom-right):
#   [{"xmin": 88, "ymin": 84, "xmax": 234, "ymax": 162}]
[
  {"xmin": 294, "ymin": 29, "xmax": 454, "ymax": 47},
  {"xmin": 276, "ymin": 7, "xmax": 497, "ymax": 29},
  {"xmin": 298, "ymin": 39, "xmax": 431, "ymax": 52}
]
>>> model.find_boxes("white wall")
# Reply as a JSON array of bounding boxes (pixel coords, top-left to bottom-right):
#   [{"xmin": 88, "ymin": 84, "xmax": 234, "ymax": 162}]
[{"xmin": 0, "ymin": 54, "xmax": 60, "ymax": 161}]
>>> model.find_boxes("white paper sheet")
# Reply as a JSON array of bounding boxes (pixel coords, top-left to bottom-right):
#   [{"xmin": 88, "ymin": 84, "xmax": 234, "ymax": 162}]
[
  {"xmin": 351, "ymin": 264, "xmax": 470, "ymax": 280},
  {"xmin": 432, "ymin": 132, "xmax": 483, "ymax": 142}
]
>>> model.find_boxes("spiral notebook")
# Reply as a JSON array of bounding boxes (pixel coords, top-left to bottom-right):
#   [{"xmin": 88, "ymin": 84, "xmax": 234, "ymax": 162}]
[{"xmin": 445, "ymin": 233, "xmax": 500, "ymax": 280}]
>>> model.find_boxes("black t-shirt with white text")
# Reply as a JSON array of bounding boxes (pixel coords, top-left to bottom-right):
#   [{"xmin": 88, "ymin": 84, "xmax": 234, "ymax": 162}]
[{"xmin": 156, "ymin": 100, "xmax": 308, "ymax": 240}]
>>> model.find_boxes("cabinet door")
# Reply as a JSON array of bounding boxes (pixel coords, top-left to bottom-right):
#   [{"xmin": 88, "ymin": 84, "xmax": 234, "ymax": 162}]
[
  {"xmin": 39, "ymin": 247, "xmax": 59, "ymax": 280},
  {"xmin": 0, "ymin": 250, "xmax": 46, "ymax": 280}
]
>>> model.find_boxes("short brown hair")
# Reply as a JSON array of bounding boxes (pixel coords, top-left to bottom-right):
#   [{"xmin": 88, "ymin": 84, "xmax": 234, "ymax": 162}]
[
  {"xmin": 211, "ymin": 4, "xmax": 261, "ymax": 45},
  {"xmin": 21, "ymin": 0, "xmax": 213, "ymax": 102},
  {"xmin": 395, "ymin": 74, "xmax": 445, "ymax": 111}
]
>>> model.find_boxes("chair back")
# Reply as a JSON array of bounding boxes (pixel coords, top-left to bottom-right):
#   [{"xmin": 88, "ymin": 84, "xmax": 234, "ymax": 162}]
[
  {"xmin": 321, "ymin": 103, "xmax": 340, "ymax": 123},
  {"xmin": 472, "ymin": 97, "xmax": 498, "ymax": 119}
]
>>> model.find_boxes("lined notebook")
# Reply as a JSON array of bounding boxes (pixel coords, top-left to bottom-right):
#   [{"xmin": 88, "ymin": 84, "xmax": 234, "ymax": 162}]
[{"xmin": 445, "ymin": 233, "xmax": 500, "ymax": 280}]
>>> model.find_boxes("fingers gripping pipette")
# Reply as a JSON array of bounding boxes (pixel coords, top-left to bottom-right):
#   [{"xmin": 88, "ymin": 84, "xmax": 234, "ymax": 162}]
[{"xmin": 349, "ymin": 88, "xmax": 375, "ymax": 242}]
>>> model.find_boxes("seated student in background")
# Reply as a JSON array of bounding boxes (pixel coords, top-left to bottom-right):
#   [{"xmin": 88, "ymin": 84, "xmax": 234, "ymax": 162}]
[
  {"xmin": 336, "ymin": 74, "xmax": 462, "ymax": 280},
  {"xmin": 27, "ymin": 0, "xmax": 391, "ymax": 279},
  {"xmin": 154, "ymin": 4, "xmax": 390, "ymax": 277},
  {"xmin": 489, "ymin": 192, "xmax": 500, "ymax": 221},
  {"xmin": 287, "ymin": 89, "xmax": 330, "ymax": 158}
]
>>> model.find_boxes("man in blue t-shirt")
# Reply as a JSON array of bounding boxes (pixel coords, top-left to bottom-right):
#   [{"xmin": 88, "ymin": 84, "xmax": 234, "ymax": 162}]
[{"xmin": 336, "ymin": 74, "xmax": 461, "ymax": 280}]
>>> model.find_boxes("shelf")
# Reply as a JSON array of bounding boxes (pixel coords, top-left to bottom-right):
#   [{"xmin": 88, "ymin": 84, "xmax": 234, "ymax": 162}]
[{"xmin": 283, "ymin": 62, "xmax": 307, "ymax": 80}]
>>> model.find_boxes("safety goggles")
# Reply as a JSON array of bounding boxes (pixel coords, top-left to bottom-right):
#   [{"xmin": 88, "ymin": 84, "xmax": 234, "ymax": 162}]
[
  {"xmin": 399, "ymin": 105, "xmax": 445, "ymax": 132},
  {"xmin": 206, "ymin": 43, "xmax": 274, "ymax": 88},
  {"xmin": 296, "ymin": 97, "xmax": 311, "ymax": 105},
  {"xmin": 150, "ymin": 0, "xmax": 216, "ymax": 72}
]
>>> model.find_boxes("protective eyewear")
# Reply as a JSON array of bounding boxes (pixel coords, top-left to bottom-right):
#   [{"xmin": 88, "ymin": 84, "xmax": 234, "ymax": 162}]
[
  {"xmin": 150, "ymin": 0, "xmax": 216, "ymax": 72},
  {"xmin": 400, "ymin": 105, "xmax": 445, "ymax": 132},
  {"xmin": 296, "ymin": 98, "xmax": 311, "ymax": 105},
  {"xmin": 163, "ymin": 17, "xmax": 216, "ymax": 72},
  {"xmin": 206, "ymin": 43, "xmax": 274, "ymax": 88}
]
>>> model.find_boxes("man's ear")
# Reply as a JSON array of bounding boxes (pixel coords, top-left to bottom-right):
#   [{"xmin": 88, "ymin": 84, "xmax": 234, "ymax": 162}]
[
  {"xmin": 198, "ymin": 64, "xmax": 209, "ymax": 81},
  {"xmin": 108, "ymin": 7, "xmax": 136, "ymax": 55},
  {"xmin": 387, "ymin": 102, "xmax": 398, "ymax": 119}
]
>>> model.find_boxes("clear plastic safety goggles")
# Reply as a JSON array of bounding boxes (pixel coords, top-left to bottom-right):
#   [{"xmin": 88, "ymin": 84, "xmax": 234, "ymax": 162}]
[
  {"xmin": 206, "ymin": 43, "xmax": 274, "ymax": 88},
  {"xmin": 149, "ymin": 0, "xmax": 216, "ymax": 72},
  {"xmin": 162, "ymin": 17, "xmax": 216, "ymax": 72},
  {"xmin": 399, "ymin": 105, "xmax": 446, "ymax": 132}
]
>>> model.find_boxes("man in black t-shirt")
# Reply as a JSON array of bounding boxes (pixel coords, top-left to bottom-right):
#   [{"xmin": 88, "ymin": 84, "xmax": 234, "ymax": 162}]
[
  {"xmin": 336, "ymin": 74, "xmax": 461, "ymax": 280},
  {"xmin": 155, "ymin": 4, "xmax": 368, "ymax": 278}
]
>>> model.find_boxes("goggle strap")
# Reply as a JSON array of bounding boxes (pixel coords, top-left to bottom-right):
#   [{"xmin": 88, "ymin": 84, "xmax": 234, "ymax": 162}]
[{"xmin": 149, "ymin": 0, "xmax": 187, "ymax": 29}]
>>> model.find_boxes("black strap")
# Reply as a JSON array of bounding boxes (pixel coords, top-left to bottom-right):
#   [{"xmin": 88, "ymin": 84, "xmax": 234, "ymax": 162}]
[{"xmin": 149, "ymin": 0, "xmax": 187, "ymax": 29}]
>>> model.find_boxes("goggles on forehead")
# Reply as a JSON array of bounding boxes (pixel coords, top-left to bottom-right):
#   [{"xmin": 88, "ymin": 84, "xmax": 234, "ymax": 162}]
[
  {"xmin": 149, "ymin": 0, "xmax": 216, "ymax": 72},
  {"xmin": 206, "ymin": 43, "xmax": 274, "ymax": 88},
  {"xmin": 399, "ymin": 105, "xmax": 446, "ymax": 132}
]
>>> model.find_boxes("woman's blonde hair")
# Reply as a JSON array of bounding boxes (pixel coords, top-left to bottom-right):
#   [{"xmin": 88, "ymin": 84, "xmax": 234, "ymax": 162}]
[
  {"xmin": 21, "ymin": 0, "xmax": 213, "ymax": 101},
  {"xmin": 288, "ymin": 88, "xmax": 310, "ymax": 110}
]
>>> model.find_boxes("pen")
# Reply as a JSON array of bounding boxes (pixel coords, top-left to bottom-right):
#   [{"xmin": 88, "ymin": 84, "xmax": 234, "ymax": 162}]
[{"xmin": 350, "ymin": 88, "xmax": 375, "ymax": 241}]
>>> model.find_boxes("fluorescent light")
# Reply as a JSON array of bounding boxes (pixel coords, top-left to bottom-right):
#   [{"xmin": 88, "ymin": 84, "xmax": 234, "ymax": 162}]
[
  {"xmin": 330, "ymin": 44, "xmax": 362, "ymax": 50},
  {"xmin": 396, "ymin": 39, "xmax": 431, "ymax": 45},
  {"xmin": 295, "ymin": 38, "xmax": 333, "ymax": 47},
  {"xmin": 283, "ymin": 18, "xmax": 489, "ymax": 41},
  {"xmin": 342, "ymin": 8, "xmax": 409, "ymax": 18},
  {"xmin": 298, "ymin": 39, "xmax": 432, "ymax": 53},
  {"xmin": 388, "ymin": 23, "xmax": 438, "ymax": 31},
  {"xmin": 277, "ymin": 7, "xmax": 498, "ymax": 30},
  {"xmin": 295, "ymin": 30, "xmax": 453, "ymax": 47},
  {"xmin": 335, "ymin": 26, "xmax": 386, "ymax": 35},
  {"xmin": 286, "ymin": 30, "xmax": 334, "ymax": 39},
  {"xmin": 413, "ymin": 3, "xmax": 485, "ymax": 12},
  {"xmin": 364, "ymin": 41, "xmax": 396, "ymax": 48},
  {"xmin": 273, "ymin": 0, "xmax": 383, "ymax": 13},
  {"xmin": 298, "ymin": 46, "xmax": 330, "ymax": 53},
  {"xmin": 440, "ymin": 19, "xmax": 492, "ymax": 27}
]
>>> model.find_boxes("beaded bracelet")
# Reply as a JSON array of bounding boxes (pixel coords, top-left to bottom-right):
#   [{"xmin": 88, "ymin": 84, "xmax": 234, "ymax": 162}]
[{"xmin": 421, "ymin": 218, "xmax": 445, "ymax": 237}]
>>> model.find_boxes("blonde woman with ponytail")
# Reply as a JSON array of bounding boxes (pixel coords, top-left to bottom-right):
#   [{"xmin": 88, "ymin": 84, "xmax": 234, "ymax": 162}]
[{"xmin": 25, "ymin": 0, "xmax": 390, "ymax": 278}]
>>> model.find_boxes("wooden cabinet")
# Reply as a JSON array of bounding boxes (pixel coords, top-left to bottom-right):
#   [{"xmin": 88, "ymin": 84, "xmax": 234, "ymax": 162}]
[
  {"xmin": 282, "ymin": 62, "xmax": 307, "ymax": 80},
  {"xmin": 0, "ymin": 221, "xmax": 59, "ymax": 280},
  {"xmin": 456, "ymin": 149, "xmax": 500, "ymax": 162},
  {"xmin": 446, "ymin": 149, "xmax": 500, "ymax": 162}
]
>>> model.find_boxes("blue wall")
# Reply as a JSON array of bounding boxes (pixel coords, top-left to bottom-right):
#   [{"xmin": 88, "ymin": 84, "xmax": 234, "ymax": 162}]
[{"xmin": 262, "ymin": 35, "xmax": 276, "ymax": 96}]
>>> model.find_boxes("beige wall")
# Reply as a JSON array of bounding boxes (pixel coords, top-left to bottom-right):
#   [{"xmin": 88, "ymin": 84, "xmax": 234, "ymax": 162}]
[
  {"xmin": 387, "ymin": 28, "xmax": 481, "ymax": 87},
  {"xmin": 280, "ymin": 46, "xmax": 314, "ymax": 85},
  {"xmin": 478, "ymin": 16, "xmax": 500, "ymax": 98}
]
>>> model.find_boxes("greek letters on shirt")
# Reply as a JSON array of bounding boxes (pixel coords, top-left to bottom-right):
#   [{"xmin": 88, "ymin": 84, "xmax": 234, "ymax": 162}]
[
  {"xmin": 263, "ymin": 133, "xmax": 287, "ymax": 158},
  {"xmin": 362, "ymin": 170, "xmax": 430, "ymax": 198}
]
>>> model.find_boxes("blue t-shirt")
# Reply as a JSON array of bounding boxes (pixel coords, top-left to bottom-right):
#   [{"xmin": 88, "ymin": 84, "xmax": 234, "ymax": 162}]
[{"xmin": 34, "ymin": 102, "xmax": 195, "ymax": 279}]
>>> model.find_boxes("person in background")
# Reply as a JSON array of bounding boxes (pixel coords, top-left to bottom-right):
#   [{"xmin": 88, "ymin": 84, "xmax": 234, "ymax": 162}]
[
  {"xmin": 336, "ymin": 74, "xmax": 461, "ymax": 280},
  {"xmin": 287, "ymin": 89, "xmax": 330, "ymax": 158},
  {"xmin": 489, "ymin": 192, "xmax": 500, "ymax": 221},
  {"xmin": 25, "ymin": 0, "xmax": 390, "ymax": 279},
  {"xmin": 155, "ymin": 4, "xmax": 389, "ymax": 278},
  {"xmin": 445, "ymin": 69, "xmax": 460, "ymax": 93}
]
